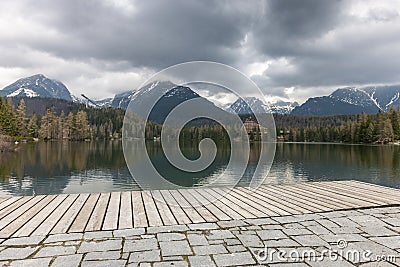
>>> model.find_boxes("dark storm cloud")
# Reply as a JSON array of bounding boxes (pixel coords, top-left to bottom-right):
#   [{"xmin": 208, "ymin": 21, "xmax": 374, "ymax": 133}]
[
  {"xmin": 0, "ymin": 0, "xmax": 399, "ymax": 102},
  {"xmin": 20, "ymin": 0, "xmax": 256, "ymax": 68}
]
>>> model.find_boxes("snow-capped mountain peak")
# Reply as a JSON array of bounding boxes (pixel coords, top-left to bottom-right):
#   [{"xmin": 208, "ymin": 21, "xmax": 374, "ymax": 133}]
[
  {"xmin": 0, "ymin": 74, "xmax": 73, "ymax": 101},
  {"xmin": 228, "ymin": 96, "xmax": 298, "ymax": 114}
]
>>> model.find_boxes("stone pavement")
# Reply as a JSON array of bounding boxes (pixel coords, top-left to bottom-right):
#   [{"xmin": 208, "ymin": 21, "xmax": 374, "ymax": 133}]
[{"xmin": 0, "ymin": 206, "xmax": 399, "ymax": 267}]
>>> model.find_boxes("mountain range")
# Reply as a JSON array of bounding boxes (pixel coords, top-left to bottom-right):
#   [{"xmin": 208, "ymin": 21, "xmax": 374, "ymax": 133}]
[{"xmin": 1, "ymin": 74, "xmax": 400, "ymax": 117}]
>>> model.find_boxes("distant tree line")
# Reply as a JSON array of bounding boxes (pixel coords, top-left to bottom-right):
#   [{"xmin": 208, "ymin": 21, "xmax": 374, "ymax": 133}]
[
  {"xmin": 0, "ymin": 97, "xmax": 125, "ymax": 141},
  {"xmin": 273, "ymin": 107, "xmax": 400, "ymax": 143},
  {"xmin": 1, "ymin": 96, "xmax": 400, "ymax": 144}
]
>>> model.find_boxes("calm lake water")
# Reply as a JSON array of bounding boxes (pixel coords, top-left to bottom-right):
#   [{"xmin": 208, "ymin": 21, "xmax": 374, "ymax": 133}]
[{"xmin": 0, "ymin": 141, "xmax": 399, "ymax": 197}]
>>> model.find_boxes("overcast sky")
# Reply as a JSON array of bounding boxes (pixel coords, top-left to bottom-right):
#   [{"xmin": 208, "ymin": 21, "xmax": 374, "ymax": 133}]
[{"xmin": 0, "ymin": 0, "xmax": 399, "ymax": 103}]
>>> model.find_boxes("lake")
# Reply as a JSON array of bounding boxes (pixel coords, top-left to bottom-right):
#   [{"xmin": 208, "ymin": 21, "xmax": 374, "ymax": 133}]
[{"xmin": 0, "ymin": 141, "xmax": 399, "ymax": 197}]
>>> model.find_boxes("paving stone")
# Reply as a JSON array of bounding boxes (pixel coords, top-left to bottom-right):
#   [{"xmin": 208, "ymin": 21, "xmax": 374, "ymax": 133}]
[
  {"xmin": 269, "ymin": 263, "xmax": 309, "ymax": 267},
  {"xmin": 78, "ymin": 239, "xmax": 122, "ymax": 253},
  {"xmin": 273, "ymin": 216, "xmax": 302, "ymax": 224},
  {"xmin": 113, "ymin": 228, "xmax": 145, "ymax": 237},
  {"xmin": 52, "ymin": 254, "xmax": 82, "ymax": 267},
  {"xmin": 84, "ymin": 231, "xmax": 113, "ymax": 240},
  {"xmin": 9, "ymin": 257, "xmax": 52, "ymax": 267},
  {"xmin": 162, "ymin": 256, "xmax": 183, "ymax": 261},
  {"xmin": 80, "ymin": 260, "xmax": 127, "ymax": 267},
  {"xmin": 283, "ymin": 228, "xmax": 313, "ymax": 236},
  {"xmin": 0, "ymin": 247, "xmax": 39, "ymax": 260},
  {"xmin": 2, "ymin": 236, "xmax": 45, "ymax": 246},
  {"xmin": 124, "ymin": 238, "xmax": 158, "ymax": 252},
  {"xmin": 35, "ymin": 246, "xmax": 76, "ymax": 257},
  {"xmin": 262, "ymin": 224, "xmax": 284, "ymax": 230},
  {"xmin": 187, "ymin": 234, "xmax": 208, "ymax": 246},
  {"xmin": 157, "ymin": 233, "xmax": 186, "ymax": 242},
  {"xmin": 159, "ymin": 240, "xmax": 192, "ymax": 256},
  {"xmin": 317, "ymin": 219, "xmax": 340, "ymax": 229},
  {"xmin": 224, "ymin": 238, "xmax": 241, "ymax": 245},
  {"xmin": 358, "ymin": 261, "xmax": 398, "ymax": 267},
  {"xmin": 306, "ymin": 225, "xmax": 331, "ymax": 235},
  {"xmin": 283, "ymin": 223, "xmax": 305, "ymax": 229},
  {"xmin": 45, "ymin": 233, "xmax": 83, "ymax": 243},
  {"xmin": 188, "ymin": 223, "xmax": 218, "ymax": 230},
  {"xmin": 257, "ymin": 230, "xmax": 287, "ymax": 240},
  {"xmin": 153, "ymin": 261, "xmax": 188, "ymax": 267},
  {"xmin": 189, "ymin": 255, "xmax": 216, "ymax": 267},
  {"xmin": 382, "ymin": 218, "xmax": 400, "ymax": 227},
  {"xmin": 331, "ymin": 217, "xmax": 360, "ymax": 228},
  {"xmin": 263, "ymin": 239, "xmax": 300, "ymax": 247},
  {"xmin": 192, "ymin": 244, "xmax": 227, "ymax": 255},
  {"xmin": 213, "ymin": 251, "xmax": 256, "ymax": 266},
  {"xmin": 300, "ymin": 220, "xmax": 320, "ymax": 227},
  {"xmin": 319, "ymin": 233, "xmax": 367, "ymax": 243},
  {"xmin": 348, "ymin": 215, "xmax": 387, "ymax": 227},
  {"xmin": 237, "ymin": 234, "xmax": 263, "ymax": 247},
  {"xmin": 246, "ymin": 225, "xmax": 262, "ymax": 230},
  {"xmin": 85, "ymin": 250, "xmax": 121, "ymax": 261},
  {"xmin": 207, "ymin": 230, "xmax": 235, "ymax": 240},
  {"xmin": 217, "ymin": 220, "xmax": 248, "ymax": 228},
  {"xmin": 227, "ymin": 245, "xmax": 247, "ymax": 253},
  {"xmin": 239, "ymin": 230, "xmax": 257, "ymax": 235},
  {"xmin": 208, "ymin": 239, "xmax": 224, "ymax": 245},
  {"xmin": 292, "ymin": 235, "xmax": 329, "ymax": 247},
  {"xmin": 64, "ymin": 240, "xmax": 81, "ymax": 246},
  {"xmin": 321, "ymin": 211, "xmax": 346, "ymax": 218},
  {"xmin": 370, "ymin": 236, "xmax": 400, "ymax": 249},
  {"xmin": 147, "ymin": 225, "xmax": 189, "ymax": 234},
  {"xmin": 141, "ymin": 234, "xmax": 155, "ymax": 239},
  {"xmin": 308, "ymin": 256, "xmax": 354, "ymax": 267},
  {"xmin": 129, "ymin": 250, "xmax": 160, "ymax": 262}
]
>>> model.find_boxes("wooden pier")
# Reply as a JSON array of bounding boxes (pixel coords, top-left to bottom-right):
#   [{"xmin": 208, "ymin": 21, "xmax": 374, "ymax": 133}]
[{"xmin": 0, "ymin": 180, "xmax": 399, "ymax": 239}]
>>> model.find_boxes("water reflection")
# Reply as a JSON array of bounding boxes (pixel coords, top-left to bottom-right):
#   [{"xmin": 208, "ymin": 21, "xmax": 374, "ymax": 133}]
[{"xmin": 0, "ymin": 141, "xmax": 399, "ymax": 197}]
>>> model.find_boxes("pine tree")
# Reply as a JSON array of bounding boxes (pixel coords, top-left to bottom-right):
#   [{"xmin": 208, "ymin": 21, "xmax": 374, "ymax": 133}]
[
  {"xmin": 27, "ymin": 114, "xmax": 39, "ymax": 138},
  {"xmin": 16, "ymin": 99, "xmax": 27, "ymax": 137},
  {"xmin": 0, "ymin": 97, "xmax": 18, "ymax": 137}
]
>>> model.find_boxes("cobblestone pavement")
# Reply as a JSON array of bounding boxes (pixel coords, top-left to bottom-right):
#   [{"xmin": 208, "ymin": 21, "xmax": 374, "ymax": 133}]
[{"xmin": 0, "ymin": 207, "xmax": 399, "ymax": 266}]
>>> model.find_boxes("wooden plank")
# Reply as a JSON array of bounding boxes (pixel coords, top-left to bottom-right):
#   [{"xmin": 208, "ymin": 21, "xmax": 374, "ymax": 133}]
[
  {"xmin": 214, "ymin": 188, "xmax": 270, "ymax": 217},
  {"xmin": 141, "ymin": 191, "xmax": 163, "ymax": 227},
  {"xmin": 347, "ymin": 180, "xmax": 400, "ymax": 195},
  {"xmin": 159, "ymin": 190, "xmax": 191, "ymax": 224},
  {"xmin": 85, "ymin": 193, "xmax": 110, "ymax": 232},
  {"xmin": 132, "ymin": 191, "xmax": 148, "ymax": 228},
  {"xmin": 50, "ymin": 194, "xmax": 89, "ymax": 234},
  {"xmin": 0, "ymin": 195, "xmax": 56, "ymax": 238},
  {"xmin": 204, "ymin": 188, "xmax": 256, "ymax": 218},
  {"xmin": 0, "ymin": 197, "xmax": 23, "ymax": 214},
  {"xmin": 257, "ymin": 186, "xmax": 329, "ymax": 213},
  {"xmin": 178, "ymin": 189, "xmax": 217, "ymax": 222},
  {"xmin": 250, "ymin": 186, "xmax": 310, "ymax": 214},
  {"xmin": 281, "ymin": 185, "xmax": 351, "ymax": 209},
  {"xmin": 69, "ymin": 193, "xmax": 100, "ymax": 233},
  {"xmin": 236, "ymin": 187, "xmax": 295, "ymax": 215},
  {"xmin": 233, "ymin": 187, "xmax": 293, "ymax": 216},
  {"xmin": 118, "ymin": 191, "xmax": 133, "ymax": 229},
  {"xmin": 188, "ymin": 189, "xmax": 235, "ymax": 221},
  {"xmin": 339, "ymin": 181, "xmax": 400, "ymax": 200},
  {"xmin": 314, "ymin": 182, "xmax": 395, "ymax": 205},
  {"xmin": 274, "ymin": 185, "xmax": 342, "ymax": 210},
  {"xmin": 305, "ymin": 183, "xmax": 380, "ymax": 207},
  {"xmin": 170, "ymin": 190, "xmax": 205, "ymax": 223},
  {"xmin": 151, "ymin": 190, "xmax": 177, "ymax": 225},
  {"xmin": 33, "ymin": 194, "xmax": 79, "ymax": 236},
  {"xmin": 103, "ymin": 192, "xmax": 121, "ymax": 230},
  {"xmin": 0, "ymin": 198, "xmax": 9, "ymax": 205},
  {"xmin": 13, "ymin": 194, "xmax": 68, "ymax": 237},
  {"xmin": 0, "ymin": 197, "xmax": 34, "ymax": 220},
  {"xmin": 0, "ymin": 196, "xmax": 44, "ymax": 232},
  {"xmin": 226, "ymin": 188, "xmax": 279, "ymax": 216},
  {"xmin": 292, "ymin": 183, "xmax": 363, "ymax": 208}
]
